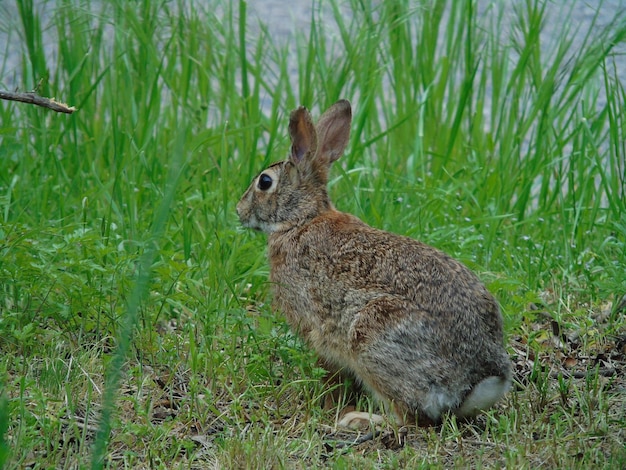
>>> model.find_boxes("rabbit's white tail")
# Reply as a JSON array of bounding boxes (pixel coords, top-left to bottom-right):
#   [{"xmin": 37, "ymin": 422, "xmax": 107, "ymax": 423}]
[{"xmin": 457, "ymin": 376, "xmax": 511, "ymax": 418}]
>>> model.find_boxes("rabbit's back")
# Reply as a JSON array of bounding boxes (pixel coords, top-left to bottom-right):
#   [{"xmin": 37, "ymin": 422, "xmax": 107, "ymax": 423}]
[{"xmin": 269, "ymin": 210, "xmax": 503, "ymax": 345}]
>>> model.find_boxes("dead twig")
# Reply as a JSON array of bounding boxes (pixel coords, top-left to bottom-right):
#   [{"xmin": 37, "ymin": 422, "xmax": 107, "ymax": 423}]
[
  {"xmin": 0, "ymin": 90, "xmax": 76, "ymax": 114},
  {"xmin": 60, "ymin": 416, "xmax": 100, "ymax": 434},
  {"xmin": 329, "ymin": 430, "xmax": 382, "ymax": 449}
]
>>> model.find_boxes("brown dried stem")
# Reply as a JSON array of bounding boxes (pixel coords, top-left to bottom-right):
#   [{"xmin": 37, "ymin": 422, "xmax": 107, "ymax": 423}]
[{"xmin": 0, "ymin": 90, "xmax": 76, "ymax": 114}]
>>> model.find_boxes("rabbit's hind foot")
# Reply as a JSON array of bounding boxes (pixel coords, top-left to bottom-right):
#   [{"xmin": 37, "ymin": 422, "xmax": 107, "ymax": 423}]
[{"xmin": 337, "ymin": 410, "xmax": 385, "ymax": 430}]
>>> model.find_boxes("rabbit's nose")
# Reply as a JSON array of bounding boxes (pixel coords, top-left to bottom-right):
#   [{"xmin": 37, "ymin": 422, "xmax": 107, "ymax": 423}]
[{"xmin": 236, "ymin": 199, "xmax": 248, "ymax": 223}]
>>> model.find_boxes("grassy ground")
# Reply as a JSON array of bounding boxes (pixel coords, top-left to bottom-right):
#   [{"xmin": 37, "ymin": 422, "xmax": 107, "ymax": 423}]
[{"xmin": 1, "ymin": 0, "xmax": 625, "ymax": 468}]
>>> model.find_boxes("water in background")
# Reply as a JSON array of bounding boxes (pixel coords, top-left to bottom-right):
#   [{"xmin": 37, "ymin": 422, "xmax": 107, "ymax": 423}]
[{"xmin": 1, "ymin": 1, "xmax": 624, "ymax": 106}]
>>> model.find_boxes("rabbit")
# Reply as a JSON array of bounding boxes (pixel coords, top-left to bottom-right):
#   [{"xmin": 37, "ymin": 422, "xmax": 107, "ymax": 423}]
[{"xmin": 237, "ymin": 99, "xmax": 512, "ymax": 427}]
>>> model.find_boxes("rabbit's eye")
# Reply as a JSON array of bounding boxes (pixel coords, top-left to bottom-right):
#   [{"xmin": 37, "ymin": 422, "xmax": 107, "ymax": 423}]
[{"xmin": 258, "ymin": 173, "xmax": 273, "ymax": 191}]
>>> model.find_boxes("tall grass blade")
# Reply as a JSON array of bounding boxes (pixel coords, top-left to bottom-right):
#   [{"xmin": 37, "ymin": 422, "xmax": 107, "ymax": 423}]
[{"xmin": 89, "ymin": 129, "xmax": 186, "ymax": 469}]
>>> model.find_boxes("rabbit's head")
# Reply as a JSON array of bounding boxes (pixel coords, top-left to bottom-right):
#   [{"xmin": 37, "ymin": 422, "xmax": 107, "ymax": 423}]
[{"xmin": 237, "ymin": 100, "xmax": 352, "ymax": 233}]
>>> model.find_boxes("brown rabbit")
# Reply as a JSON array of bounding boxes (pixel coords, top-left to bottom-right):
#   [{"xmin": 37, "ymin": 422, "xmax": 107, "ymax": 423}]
[{"xmin": 237, "ymin": 100, "xmax": 512, "ymax": 426}]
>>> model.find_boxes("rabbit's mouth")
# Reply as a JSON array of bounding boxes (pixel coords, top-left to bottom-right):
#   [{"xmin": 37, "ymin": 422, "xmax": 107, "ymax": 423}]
[
  {"xmin": 239, "ymin": 216, "xmax": 263, "ymax": 231},
  {"xmin": 236, "ymin": 207, "xmax": 270, "ymax": 233},
  {"xmin": 236, "ymin": 207, "xmax": 256, "ymax": 230},
  {"xmin": 238, "ymin": 209, "xmax": 290, "ymax": 234},
  {"xmin": 241, "ymin": 216, "xmax": 284, "ymax": 234}
]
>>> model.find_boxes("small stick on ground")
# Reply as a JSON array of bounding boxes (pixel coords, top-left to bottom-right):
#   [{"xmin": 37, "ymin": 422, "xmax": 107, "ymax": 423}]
[
  {"xmin": 330, "ymin": 430, "xmax": 382, "ymax": 449},
  {"xmin": 0, "ymin": 90, "xmax": 76, "ymax": 114}
]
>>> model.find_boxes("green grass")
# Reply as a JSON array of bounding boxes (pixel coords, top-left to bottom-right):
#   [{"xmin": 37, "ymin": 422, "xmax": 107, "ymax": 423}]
[{"xmin": 1, "ymin": 0, "xmax": 625, "ymax": 468}]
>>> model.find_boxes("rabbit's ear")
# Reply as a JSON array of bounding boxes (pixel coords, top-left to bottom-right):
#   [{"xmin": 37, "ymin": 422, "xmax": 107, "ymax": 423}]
[
  {"xmin": 316, "ymin": 100, "xmax": 351, "ymax": 163},
  {"xmin": 289, "ymin": 106, "xmax": 318, "ymax": 163}
]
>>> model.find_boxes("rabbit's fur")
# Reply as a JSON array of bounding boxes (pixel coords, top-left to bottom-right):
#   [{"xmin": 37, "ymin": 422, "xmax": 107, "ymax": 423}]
[{"xmin": 237, "ymin": 100, "xmax": 512, "ymax": 426}]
